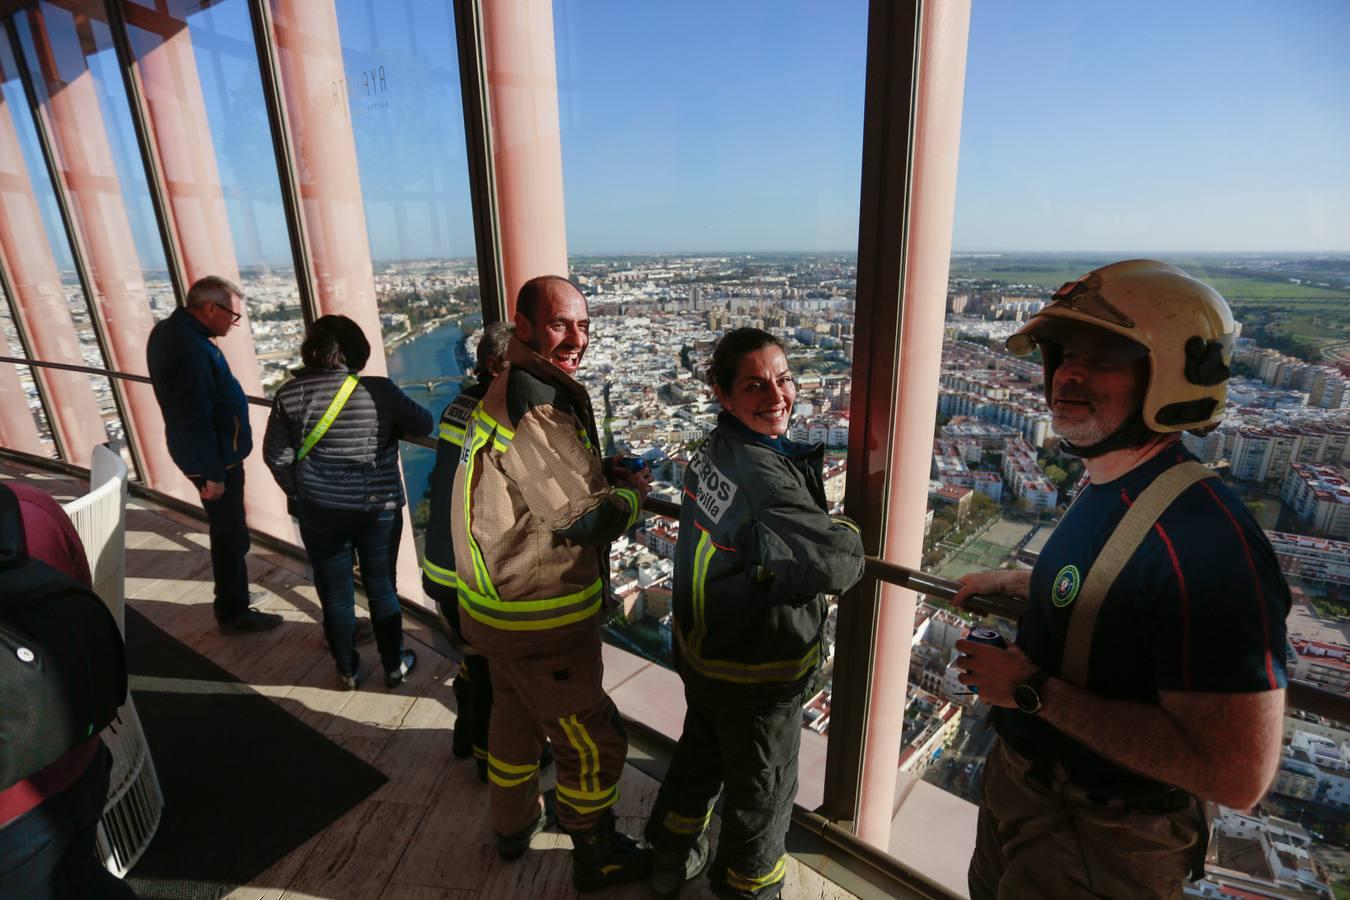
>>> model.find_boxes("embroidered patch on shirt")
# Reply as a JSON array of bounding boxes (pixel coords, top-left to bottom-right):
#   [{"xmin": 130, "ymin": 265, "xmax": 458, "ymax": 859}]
[
  {"xmin": 1052, "ymin": 564, "xmax": 1081, "ymax": 608},
  {"xmin": 689, "ymin": 448, "xmax": 738, "ymax": 524}
]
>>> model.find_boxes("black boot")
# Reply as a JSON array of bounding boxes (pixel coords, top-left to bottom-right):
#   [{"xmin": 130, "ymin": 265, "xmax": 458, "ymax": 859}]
[
  {"xmin": 649, "ymin": 833, "xmax": 710, "ymax": 899},
  {"xmin": 497, "ymin": 793, "xmax": 557, "ymax": 861},
  {"xmin": 569, "ymin": 811, "xmax": 652, "ymax": 893}
]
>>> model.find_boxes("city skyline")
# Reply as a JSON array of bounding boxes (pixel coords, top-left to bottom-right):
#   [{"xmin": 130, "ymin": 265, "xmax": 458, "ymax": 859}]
[{"xmin": 7, "ymin": 1, "xmax": 1349, "ymax": 270}]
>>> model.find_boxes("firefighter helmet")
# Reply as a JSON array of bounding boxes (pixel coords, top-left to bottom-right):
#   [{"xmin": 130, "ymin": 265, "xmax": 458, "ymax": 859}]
[{"xmin": 1006, "ymin": 259, "xmax": 1235, "ymax": 436}]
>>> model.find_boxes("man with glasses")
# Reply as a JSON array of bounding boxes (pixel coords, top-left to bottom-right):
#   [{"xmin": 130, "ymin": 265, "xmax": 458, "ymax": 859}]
[{"xmin": 147, "ymin": 276, "xmax": 282, "ymax": 634}]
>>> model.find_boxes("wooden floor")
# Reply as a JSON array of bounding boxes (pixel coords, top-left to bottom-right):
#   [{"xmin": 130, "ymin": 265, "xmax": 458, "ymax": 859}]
[{"xmin": 1, "ymin": 461, "xmax": 861, "ymax": 900}]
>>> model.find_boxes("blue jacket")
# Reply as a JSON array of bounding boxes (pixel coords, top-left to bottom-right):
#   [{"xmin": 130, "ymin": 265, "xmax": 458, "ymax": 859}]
[{"xmin": 146, "ymin": 307, "xmax": 252, "ymax": 484}]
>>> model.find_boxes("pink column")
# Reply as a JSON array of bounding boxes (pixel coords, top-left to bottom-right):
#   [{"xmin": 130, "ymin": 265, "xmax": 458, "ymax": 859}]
[
  {"xmin": 481, "ymin": 0, "xmax": 569, "ymax": 312},
  {"xmin": 0, "ymin": 75, "xmax": 105, "ymax": 466},
  {"xmin": 855, "ymin": 0, "xmax": 971, "ymax": 847},
  {"xmin": 268, "ymin": 0, "xmax": 422, "ymax": 601},
  {"xmin": 24, "ymin": 6, "xmax": 193, "ymax": 503},
  {"xmin": 129, "ymin": 9, "xmax": 292, "ymax": 539}
]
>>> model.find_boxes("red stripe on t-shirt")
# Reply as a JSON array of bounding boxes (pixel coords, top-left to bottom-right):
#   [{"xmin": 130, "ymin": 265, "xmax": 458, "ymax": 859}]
[
  {"xmin": 1199, "ymin": 479, "xmax": 1278, "ymax": 689},
  {"xmin": 1152, "ymin": 521, "xmax": 1192, "ymax": 690},
  {"xmin": 683, "ymin": 487, "xmax": 697, "ymax": 502}
]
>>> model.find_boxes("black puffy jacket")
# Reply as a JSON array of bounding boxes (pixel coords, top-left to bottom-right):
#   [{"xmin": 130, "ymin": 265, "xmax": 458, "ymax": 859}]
[
  {"xmin": 262, "ymin": 367, "xmax": 432, "ymax": 511},
  {"xmin": 673, "ymin": 411, "xmax": 864, "ymax": 708}
]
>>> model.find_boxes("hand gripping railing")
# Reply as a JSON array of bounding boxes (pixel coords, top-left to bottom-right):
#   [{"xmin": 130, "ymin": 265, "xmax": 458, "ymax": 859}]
[{"xmin": 2, "ymin": 353, "xmax": 1345, "ymax": 723}]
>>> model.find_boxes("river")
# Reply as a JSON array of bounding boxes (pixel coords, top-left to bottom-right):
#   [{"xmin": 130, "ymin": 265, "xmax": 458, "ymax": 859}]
[{"xmin": 386, "ymin": 315, "xmax": 480, "ymax": 510}]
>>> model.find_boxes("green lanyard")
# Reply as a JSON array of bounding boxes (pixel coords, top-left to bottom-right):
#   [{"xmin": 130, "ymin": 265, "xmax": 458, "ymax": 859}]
[{"xmin": 296, "ymin": 375, "xmax": 359, "ymax": 462}]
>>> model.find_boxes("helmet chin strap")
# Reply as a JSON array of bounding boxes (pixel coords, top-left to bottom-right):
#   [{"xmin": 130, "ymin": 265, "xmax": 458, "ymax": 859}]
[{"xmin": 1060, "ymin": 411, "xmax": 1155, "ymax": 459}]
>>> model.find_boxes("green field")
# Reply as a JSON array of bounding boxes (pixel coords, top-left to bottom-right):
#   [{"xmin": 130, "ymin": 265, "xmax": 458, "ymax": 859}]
[{"xmin": 949, "ymin": 254, "xmax": 1350, "ymax": 360}]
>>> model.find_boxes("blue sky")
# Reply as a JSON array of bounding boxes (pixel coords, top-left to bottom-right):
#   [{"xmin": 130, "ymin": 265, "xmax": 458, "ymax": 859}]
[{"xmin": 8, "ymin": 0, "xmax": 1349, "ymax": 268}]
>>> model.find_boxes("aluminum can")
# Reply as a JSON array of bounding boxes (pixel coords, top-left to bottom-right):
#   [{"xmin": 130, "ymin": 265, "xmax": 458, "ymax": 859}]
[
  {"xmin": 966, "ymin": 626, "xmax": 1007, "ymax": 650},
  {"xmin": 964, "ymin": 627, "xmax": 1007, "ymax": 695}
]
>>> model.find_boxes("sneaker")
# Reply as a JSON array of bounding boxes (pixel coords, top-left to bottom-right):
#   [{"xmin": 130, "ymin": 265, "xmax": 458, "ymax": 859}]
[
  {"xmin": 338, "ymin": 651, "xmax": 361, "ymax": 691},
  {"xmin": 385, "ymin": 649, "xmax": 417, "ymax": 688},
  {"xmin": 497, "ymin": 794, "xmax": 556, "ymax": 861},
  {"xmin": 353, "ymin": 618, "xmax": 375, "ymax": 646},
  {"xmin": 570, "ymin": 812, "xmax": 652, "ymax": 893},
  {"xmin": 649, "ymin": 834, "xmax": 710, "ymax": 899},
  {"xmin": 219, "ymin": 609, "xmax": 284, "ymax": 635}
]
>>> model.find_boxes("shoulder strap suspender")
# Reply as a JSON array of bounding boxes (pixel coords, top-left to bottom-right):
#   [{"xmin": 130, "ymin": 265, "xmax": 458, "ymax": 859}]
[
  {"xmin": 296, "ymin": 375, "xmax": 359, "ymax": 462},
  {"xmin": 1060, "ymin": 460, "xmax": 1216, "ymax": 686}
]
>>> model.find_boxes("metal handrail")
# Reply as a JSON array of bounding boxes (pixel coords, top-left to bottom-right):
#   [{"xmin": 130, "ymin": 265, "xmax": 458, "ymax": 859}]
[{"xmin": 2, "ymin": 353, "xmax": 1346, "ymax": 721}]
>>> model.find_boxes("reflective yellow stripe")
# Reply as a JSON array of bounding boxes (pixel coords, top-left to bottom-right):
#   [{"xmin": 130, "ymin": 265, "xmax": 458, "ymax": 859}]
[
  {"xmin": 461, "ymin": 425, "xmax": 499, "ymax": 602},
  {"xmin": 555, "ymin": 782, "xmax": 618, "ymax": 815},
  {"xmin": 831, "ymin": 515, "xmax": 860, "ymax": 535},
  {"xmin": 488, "ymin": 769, "xmax": 534, "ymax": 788},
  {"xmin": 421, "ymin": 558, "xmax": 458, "ymax": 588},
  {"xmin": 614, "ymin": 487, "xmax": 640, "ymax": 530},
  {"xmin": 559, "ymin": 715, "xmax": 596, "ymax": 792},
  {"xmin": 690, "ymin": 531, "xmax": 716, "ymax": 657},
  {"xmin": 486, "ymin": 753, "xmax": 539, "ymax": 788},
  {"xmin": 574, "ymin": 717, "xmax": 602, "ymax": 793},
  {"xmin": 675, "ymin": 630, "xmax": 821, "ymax": 686},
  {"xmin": 725, "ymin": 856, "xmax": 786, "ymax": 891},
  {"xmin": 475, "ymin": 408, "xmax": 515, "ymax": 441},
  {"xmin": 472, "ymin": 746, "xmax": 487, "ymax": 760},
  {"xmin": 576, "ymin": 427, "xmax": 592, "ymax": 449},
  {"xmin": 662, "ymin": 808, "xmax": 713, "ymax": 836},
  {"xmin": 458, "ymin": 580, "xmax": 603, "ymax": 632},
  {"xmin": 439, "ymin": 421, "xmax": 467, "ymax": 445},
  {"xmin": 488, "ymin": 754, "xmax": 540, "ymax": 775},
  {"xmin": 555, "ymin": 782, "xmax": 617, "ymax": 802}
]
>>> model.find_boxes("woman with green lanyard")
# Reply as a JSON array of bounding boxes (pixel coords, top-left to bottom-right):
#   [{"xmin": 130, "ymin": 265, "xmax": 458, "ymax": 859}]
[{"xmin": 263, "ymin": 315, "xmax": 433, "ymax": 689}]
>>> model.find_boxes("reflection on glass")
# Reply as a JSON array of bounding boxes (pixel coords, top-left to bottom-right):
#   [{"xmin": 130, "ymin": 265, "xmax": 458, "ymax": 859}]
[
  {"xmin": 123, "ymin": 0, "xmax": 305, "ymax": 395},
  {"xmin": 328, "ymin": 0, "xmax": 483, "ymax": 531},
  {"xmin": 552, "ymin": 0, "xmax": 866, "ymax": 711},
  {"xmin": 0, "ymin": 298, "xmax": 57, "ymax": 457},
  {"xmin": 918, "ymin": 0, "xmax": 1350, "ymax": 885}
]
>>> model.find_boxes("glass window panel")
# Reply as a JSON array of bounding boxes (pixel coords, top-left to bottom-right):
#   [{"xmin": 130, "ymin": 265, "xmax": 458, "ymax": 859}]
[
  {"xmin": 919, "ymin": 0, "xmax": 1350, "ymax": 883},
  {"xmin": 123, "ymin": 0, "xmax": 306, "ymax": 394},
  {"xmin": 0, "ymin": 16, "xmax": 123, "ymax": 464},
  {"xmin": 0, "ymin": 294, "xmax": 57, "ymax": 458},
  {"xmin": 326, "ymin": 0, "xmax": 484, "ymax": 539},
  {"xmin": 551, "ymin": 0, "xmax": 867, "ymax": 788}
]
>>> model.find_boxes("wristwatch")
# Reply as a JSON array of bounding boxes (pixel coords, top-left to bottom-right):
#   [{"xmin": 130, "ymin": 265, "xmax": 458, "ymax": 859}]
[{"xmin": 1013, "ymin": 670, "xmax": 1050, "ymax": 715}]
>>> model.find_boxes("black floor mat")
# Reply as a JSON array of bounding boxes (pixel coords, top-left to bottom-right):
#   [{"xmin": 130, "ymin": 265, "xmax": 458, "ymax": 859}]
[{"xmin": 122, "ymin": 607, "xmax": 387, "ymax": 900}]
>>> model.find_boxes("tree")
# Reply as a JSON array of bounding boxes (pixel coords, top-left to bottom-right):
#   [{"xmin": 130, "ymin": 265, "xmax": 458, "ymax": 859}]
[{"xmin": 1044, "ymin": 464, "xmax": 1069, "ymax": 487}]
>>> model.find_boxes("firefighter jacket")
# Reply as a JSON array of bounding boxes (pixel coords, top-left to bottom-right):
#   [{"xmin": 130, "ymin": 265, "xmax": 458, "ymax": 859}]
[
  {"xmin": 674, "ymin": 412, "xmax": 864, "ymax": 708},
  {"xmin": 450, "ymin": 337, "xmax": 642, "ymax": 656},
  {"xmin": 421, "ymin": 379, "xmax": 489, "ymax": 594}
]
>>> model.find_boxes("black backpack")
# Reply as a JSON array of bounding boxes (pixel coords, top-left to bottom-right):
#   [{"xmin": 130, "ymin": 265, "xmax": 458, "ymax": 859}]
[{"xmin": 0, "ymin": 483, "xmax": 127, "ymax": 790}]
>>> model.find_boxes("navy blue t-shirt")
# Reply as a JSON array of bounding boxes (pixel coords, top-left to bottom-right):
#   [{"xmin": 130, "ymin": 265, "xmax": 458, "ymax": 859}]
[{"xmin": 995, "ymin": 444, "xmax": 1291, "ymax": 792}]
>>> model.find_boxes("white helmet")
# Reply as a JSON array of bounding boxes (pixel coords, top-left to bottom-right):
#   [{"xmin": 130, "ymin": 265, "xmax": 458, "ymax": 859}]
[{"xmin": 1007, "ymin": 259, "xmax": 1235, "ymax": 441}]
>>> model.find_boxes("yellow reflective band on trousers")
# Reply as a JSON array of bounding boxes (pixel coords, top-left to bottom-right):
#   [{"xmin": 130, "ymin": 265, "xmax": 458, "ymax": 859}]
[
  {"xmin": 458, "ymin": 579, "xmax": 603, "ymax": 632},
  {"xmin": 662, "ymin": 807, "xmax": 713, "ymax": 836},
  {"xmin": 421, "ymin": 558, "xmax": 458, "ymax": 589},
  {"xmin": 681, "ymin": 530, "xmax": 821, "ymax": 684},
  {"xmin": 487, "ymin": 753, "xmax": 539, "ymax": 789},
  {"xmin": 556, "ymin": 781, "xmax": 619, "ymax": 815},
  {"xmin": 559, "ymin": 714, "xmax": 601, "ymax": 792},
  {"xmin": 725, "ymin": 856, "xmax": 786, "ymax": 892},
  {"xmin": 614, "ymin": 487, "xmax": 640, "ymax": 530}
]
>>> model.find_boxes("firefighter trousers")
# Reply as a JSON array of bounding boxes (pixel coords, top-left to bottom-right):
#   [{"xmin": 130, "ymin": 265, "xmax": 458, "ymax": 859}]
[
  {"xmin": 968, "ymin": 739, "xmax": 1205, "ymax": 900},
  {"xmin": 486, "ymin": 633, "xmax": 627, "ymax": 836},
  {"xmin": 645, "ymin": 698, "xmax": 801, "ymax": 899},
  {"xmin": 452, "ymin": 652, "xmax": 492, "ymax": 763}
]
